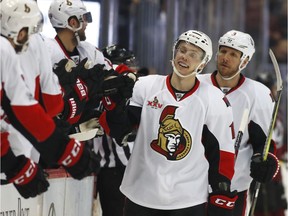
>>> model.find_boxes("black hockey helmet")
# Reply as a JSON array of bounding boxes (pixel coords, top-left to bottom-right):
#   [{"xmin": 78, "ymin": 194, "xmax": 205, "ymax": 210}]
[{"xmin": 102, "ymin": 44, "xmax": 137, "ymax": 67}]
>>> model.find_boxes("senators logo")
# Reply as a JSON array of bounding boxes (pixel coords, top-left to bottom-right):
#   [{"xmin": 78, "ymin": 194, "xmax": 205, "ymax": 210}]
[{"xmin": 150, "ymin": 106, "xmax": 192, "ymax": 160}]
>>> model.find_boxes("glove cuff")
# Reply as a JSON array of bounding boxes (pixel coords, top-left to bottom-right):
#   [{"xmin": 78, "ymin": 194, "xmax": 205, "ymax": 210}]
[
  {"xmin": 57, "ymin": 139, "xmax": 84, "ymax": 167},
  {"xmin": 209, "ymin": 193, "xmax": 238, "ymax": 210},
  {"xmin": 7, "ymin": 156, "xmax": 38, "ymax": 186}
]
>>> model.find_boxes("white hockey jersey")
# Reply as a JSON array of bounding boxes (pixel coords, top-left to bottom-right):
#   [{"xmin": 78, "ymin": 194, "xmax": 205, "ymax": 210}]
[
  {"xmin": 7, "ymin": 34, "xmax": 64, "ymax": 160},
  {"xmin": 198, "ymin": 72, "xmax": 274, "ymax": 192},
  {"xmin": 19, "ymin": 33, "xmax": 63, "ymax": 117},
  {"xmin": 119, "ymin": 75, "xmax": 235, "ymax": 209},
  {"xmin": 0, "ymin": 36, "xmax": 56, "ymax": 143},
  {"xmin": 44, "ymin": 36, "xmax": 112, "ymax": 69}
]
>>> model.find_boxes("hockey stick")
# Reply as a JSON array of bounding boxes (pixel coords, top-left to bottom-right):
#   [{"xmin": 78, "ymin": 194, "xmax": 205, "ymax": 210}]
[
  {"xmin": 234, "ymin": 108, "xmax": 250, "ymax": 159},
  {"xmin": 248, "ymin": 49, "xmax": 283, "ymax": 216}
]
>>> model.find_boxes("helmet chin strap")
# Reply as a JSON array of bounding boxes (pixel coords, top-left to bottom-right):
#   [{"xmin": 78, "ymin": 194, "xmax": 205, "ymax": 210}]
[
  {"xmin": 13, "ymin": 37, "xmax": 29, "ymax": 53},
  {"xmin": 219, "ymin": 59, "xmax": 247, "ymax": 81},
  {"xmin": 74, "ymin": 31, "xmax": 81, "ymax": 44},
  {"xmin": 67, "ymin": 22, "xmax": 83, "ymax": 44},
  {"xmin": 171, "ymin": 60, "xmax": 203, "ymax": 78}
]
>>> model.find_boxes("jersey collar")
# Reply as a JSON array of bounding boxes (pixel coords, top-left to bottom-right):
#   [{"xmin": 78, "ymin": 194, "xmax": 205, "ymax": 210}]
[
  {"xmin": 166, "ymin": 74, "xmax": 200, "ymax": 101},
  {"xmin": 210, "ymin": 71, "xmax": 246, "ymax": 95}
]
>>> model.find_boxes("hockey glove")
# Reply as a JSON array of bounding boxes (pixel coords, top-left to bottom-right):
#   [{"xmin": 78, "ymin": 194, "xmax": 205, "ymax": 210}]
[
  {"xmin": 1, "ymin": 132, "xmax": 49, "ymax": 199},
  {"xmin": 72, "ymin": 58, "xmax": 116, "ymax": 100},
  {"xmin": 207, "ymin": 190, "xmax": 238, "ymax": 216},
  {"xmin": 57, "ymin": 139, "xmax": 100, "ymax": 180},
  {"xmin": 250, "ymin": 152, "xmax": 280, "ymax": 183},
  {"xmin": 53, "ymin": 117, "xmax": 72, "ymax": 135},
  {"xmin": 61, "ymin": 78, "xmax": 88, "ymax": 125},
  {"xmin": 53, "ymin": 58, "xmax": 77, "ymax": 86},
  {"xmin": 4, "ymin": 154, "xmax": 49, "ymax": 199},
  {"xmin": 101, "ymin": 73, "xmax": 137, "ymax": 111}
]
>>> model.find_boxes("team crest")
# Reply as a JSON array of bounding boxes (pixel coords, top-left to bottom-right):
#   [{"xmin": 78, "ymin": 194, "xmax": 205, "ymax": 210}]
[{"xmin": 150, "ymin": 105, "xmax": 192, "ymax": 160}]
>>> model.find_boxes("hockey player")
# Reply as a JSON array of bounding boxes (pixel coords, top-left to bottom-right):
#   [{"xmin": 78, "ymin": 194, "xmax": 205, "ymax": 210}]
[
  {"xmin": 7, "ymin": 32, "xmax": 66, "ymax": 162},
  {"xmin": 99, "ymin": 30, "xmax": 238, "ymax": 216},
  {"xmin": 44, "ymin": 0, "xmax": 113, "ymax": 126},
  {"xmin": 93, "ymin": 44, "xmax": 137, "ymax": 216},
  {"xmin": 0, "ymin": 0, "xmax": 100, "ymax": 198},
  {"xmin": 197, "ymin": 30, "xmax": 280, "ymax": 216}
]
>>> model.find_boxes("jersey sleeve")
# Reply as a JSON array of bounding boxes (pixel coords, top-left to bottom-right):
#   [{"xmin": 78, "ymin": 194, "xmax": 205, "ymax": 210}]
[
  {"xmin": 202, "ymin": 85, "xmax": 235, "ymax": 189},
  {"xmin": 32, "ymin": 34, "xmax": 64, "ymax": 117},
  {"xmin": 248, "ymin": 82, "xmax": 275, "ymax": 154},
  {"xmin": 1, "ymin": 38, "xmax": 55, "ymax": 142}
]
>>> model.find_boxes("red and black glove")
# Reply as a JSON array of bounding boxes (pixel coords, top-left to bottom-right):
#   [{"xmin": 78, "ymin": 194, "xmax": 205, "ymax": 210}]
[
  {"xmin": 5, "ymin": 155, "xmax": 50, "ymax": 199},
  {"xmin": 1, "ymin": 133, "xmax": 49, "ymax": 199},
  {"xmin": 250, "ymin": 152, "xmax": 280, "ymax": 183},
  {"xmin": 207, "ymin": 190, "xmax": 238, "ymax": 216},
  {"xmin": 101, "ymin": 73, "xmax": 137, "ymax": 111},
  {"xmin": 72, "ymin": 58, "xmax": 116, "ymax": 100},
  {"xmin": 1, "ymin": 132, "xmax": 49, "ymax": 199},
  {"xmin": 57, "ymin": 139, "xmax": 100, "ymax": 180},
  {"xmin": 61, "ymin": 78, "xmax": 89, "ymax": 125}
]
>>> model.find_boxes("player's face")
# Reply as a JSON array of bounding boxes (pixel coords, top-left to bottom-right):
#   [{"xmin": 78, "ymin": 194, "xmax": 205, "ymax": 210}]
[
  {"xmin": 174, "ymin": 42, "xmax": 204, "ymax": 76},
  {"xmin": 15, "ymin": 28, "xmax": 29, "ymax": 53},
  {"xmin": 217, "ymin": 46, "xmax": 242, "ymax": 78}
]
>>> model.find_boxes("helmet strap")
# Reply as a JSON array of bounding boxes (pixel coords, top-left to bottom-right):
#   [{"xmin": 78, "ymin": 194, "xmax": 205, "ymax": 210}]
[
  {"xmin": 66, "ymin": 23, "xmax": 83, "ymax": 45},
  {"xmin": 171, "ymin": 59, "xmax": 205, "ymax": 78},
  {"xmin": 218, "ymin": 58, "xmax": 246, "ymax": 81},
  {"xmin": 13, "ymin": 37, "xmax": 29, "ymax": 53}
]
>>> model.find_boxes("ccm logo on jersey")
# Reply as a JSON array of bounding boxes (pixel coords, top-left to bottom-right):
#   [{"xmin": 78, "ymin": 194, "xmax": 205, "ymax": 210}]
[{"xmin": 210, "ymin": 195, "xmax": 237, "ymax": 210}]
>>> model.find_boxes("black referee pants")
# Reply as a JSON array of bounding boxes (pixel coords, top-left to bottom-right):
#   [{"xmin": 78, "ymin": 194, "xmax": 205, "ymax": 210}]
[
  {"xmin": 97, "ymin": 167, "xmax": 126, "ymax": 216},
  {"xmin": 124, "ymin": 198, "xmax": 206, "ymax": 216}
]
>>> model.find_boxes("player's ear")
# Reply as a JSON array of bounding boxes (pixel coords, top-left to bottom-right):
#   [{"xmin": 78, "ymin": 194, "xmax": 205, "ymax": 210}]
[
  {"xmin": 17, "ymin": 27, "xmax": 29, "ymax": 43},
  {"xmin": 68, "ymin": 17, "xmax": 80, "ymax": 28},
  {"xmin": 240, "ymin": 57, "xmax": 249, "ymax": 69}
]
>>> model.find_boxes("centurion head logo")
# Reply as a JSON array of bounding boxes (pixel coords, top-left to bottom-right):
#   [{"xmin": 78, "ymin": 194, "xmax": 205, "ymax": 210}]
[{"xmin": 150, "ymin": 105, "xmax": 192, "ymax": 160}]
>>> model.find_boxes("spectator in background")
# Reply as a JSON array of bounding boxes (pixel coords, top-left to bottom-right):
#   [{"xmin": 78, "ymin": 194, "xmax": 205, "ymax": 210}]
[{"xmin": 249, "ymin": 72, "xmax": 288, "ymax": 216}]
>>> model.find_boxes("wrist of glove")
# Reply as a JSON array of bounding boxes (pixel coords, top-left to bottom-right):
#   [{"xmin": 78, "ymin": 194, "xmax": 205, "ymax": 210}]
[
  {"xmin": 207, "ymin": 190, "xmax": 238, "ymax": 216},
  {"xmin": 5, "ymin": 155, "xmax": 49, "ymax": 199},
  {"xmin": 101, "ymin": 73, "xmax": 137, "ymax": 111},
  {"xmin": 250, "ymin": 152, "xmax": 280, "ymax": 183},
  {"xmin": 101, "ymin": 72, "xmax": 137, "ymax": 97},
  {"xmin": 57, "ymin": 139, "xmax": 100, "ymax": 180},
  {"xmin": 53, "ymin": 117, "xmax": 72, "ymax": 135},
  {"xmin": 61, "ymin": 78, "xmax": 88, "ymax": 124},
  {"xmin": 72, "ymin": 58, "xmax": 116, "ymax": 100}
]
